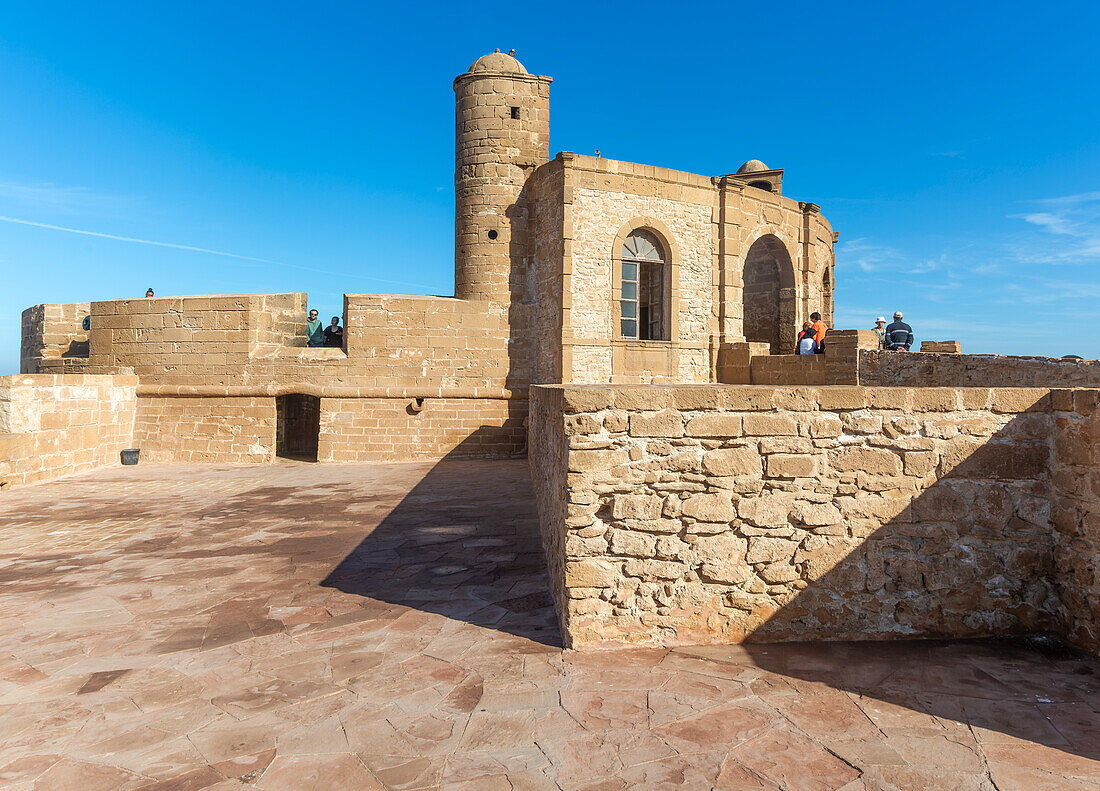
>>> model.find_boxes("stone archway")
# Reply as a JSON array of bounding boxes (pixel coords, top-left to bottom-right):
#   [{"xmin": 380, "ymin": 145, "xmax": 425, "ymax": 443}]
[{"xmin": 742, "ymin": 234, "xmax": 797, "ymax": 354}]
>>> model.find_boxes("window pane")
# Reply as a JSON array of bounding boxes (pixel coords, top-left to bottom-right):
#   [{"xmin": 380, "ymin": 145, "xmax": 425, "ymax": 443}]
[
  {"xmin": 621, "ymin": 319, "xmax": 637, "ymax": 338},
  {"xmin": 620, "ymin": 281, "xmax": 637, "ymax": 301},
  {"xmin": 623, "ymin": 230, "xmax": 664, "ymax": 262},
  {"xmin": 621, "ymin": 300, "xmax": 637, "ymax": 319},
  {"xmin": 621, "ymin": 262, "xmax": 637, "ymax": 282}
]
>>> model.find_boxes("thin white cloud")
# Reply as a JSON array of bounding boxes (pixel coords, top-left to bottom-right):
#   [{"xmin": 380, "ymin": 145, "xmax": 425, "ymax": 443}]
[
  {"xmin": 0, "ymin": 215, "xmax": 433, "ymax": 290},
  {"xmin": 837, "ymin": 238, "xmax": 909, "ymax": 273},
  {"xmin": 1019, "ymin": 211, "xmax": 1075, "ymax": 235},
  {"xmin": 0, "ymin": 181, "xmax": 131, "ymax": 212},
  {"xmin": 1010, "ymin": 192, "xmax": 1100, "ymax": 265}
]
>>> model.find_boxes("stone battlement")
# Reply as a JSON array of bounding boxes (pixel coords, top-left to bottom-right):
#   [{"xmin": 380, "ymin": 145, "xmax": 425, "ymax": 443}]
[{"xmin": 528, "ymin": 384, "xmax": 1099, "ymax": 656}]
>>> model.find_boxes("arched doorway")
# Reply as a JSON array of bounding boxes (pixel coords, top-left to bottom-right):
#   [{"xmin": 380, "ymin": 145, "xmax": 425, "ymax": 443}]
[
  {"xmin": 742, "ymin": 235, "xmax": 796, "ymax": 354},
  {"xmin": 276, "ymin": 394, "xmax": 320, "ymax": 461}
]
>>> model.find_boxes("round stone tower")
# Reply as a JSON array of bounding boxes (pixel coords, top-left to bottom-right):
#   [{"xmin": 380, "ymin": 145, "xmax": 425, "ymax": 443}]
[{"xmin": 453, "ymin": 50, "xmax": 551, "ymax": 303}]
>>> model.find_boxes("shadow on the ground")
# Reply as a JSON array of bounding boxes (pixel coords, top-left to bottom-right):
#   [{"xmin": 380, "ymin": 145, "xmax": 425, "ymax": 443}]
[
  {"xmin": 732, "ymin": 635, "xmax": 1100, "ymax": 762},
  {"xmin": 321, "ymin": 427, "xmax": 561, "ymax": 647},
  {"xmin": 718, "ymin": 401, "xmax": 1100, "ymax": 762}
]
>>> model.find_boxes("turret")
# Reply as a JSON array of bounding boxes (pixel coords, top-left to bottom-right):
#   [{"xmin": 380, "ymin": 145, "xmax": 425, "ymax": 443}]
[{"xmin": 453, "ymin": 50, "xmax": 551, "ymax": 303}]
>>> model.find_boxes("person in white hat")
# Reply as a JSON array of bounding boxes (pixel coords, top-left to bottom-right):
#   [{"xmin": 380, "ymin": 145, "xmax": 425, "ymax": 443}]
[{"xmin": 873, "ymin": 317, "xmax": 887, "ymax": 349}]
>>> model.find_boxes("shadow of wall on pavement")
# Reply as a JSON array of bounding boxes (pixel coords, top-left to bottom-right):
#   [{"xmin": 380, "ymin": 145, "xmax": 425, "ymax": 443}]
[
  {"xmin": 721, "ymin": 405, "xmax": 1100, "ymax": 761},
  {"xmin": 320, "ymin": 423, "xmax": 561, "ymax": 647},
  {"xmin": 695, "ymin": 635, "xmax": 1100, "ymax": 764}
]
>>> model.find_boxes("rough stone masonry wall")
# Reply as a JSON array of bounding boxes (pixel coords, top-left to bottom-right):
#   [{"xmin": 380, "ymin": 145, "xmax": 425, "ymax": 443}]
[
  {"xmin": 0, "ymin": 374, "xmax": 137, "ymax": 488},
  {"xmin": 1051, "ymin": 389, "xmax": 1100, "ymax": 653},
  {"xmin": 529, "ymin": 384, "xmax": 1062, "ymax": 649},
  {"xmin": 860, "ymin": 350, "xmax": 1100, "ymax": 388}
]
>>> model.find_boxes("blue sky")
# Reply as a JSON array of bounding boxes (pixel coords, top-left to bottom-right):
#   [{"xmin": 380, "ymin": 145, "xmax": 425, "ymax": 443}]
[{"xmin": 1, "ymin": 1, "xmax": 1098, "ymax": 374}]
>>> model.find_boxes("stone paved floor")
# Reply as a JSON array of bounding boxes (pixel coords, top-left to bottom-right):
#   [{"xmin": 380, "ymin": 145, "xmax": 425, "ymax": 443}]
[{"xmin": 0, "ymin": 460, "xmax": 1099, "ymax": 790}]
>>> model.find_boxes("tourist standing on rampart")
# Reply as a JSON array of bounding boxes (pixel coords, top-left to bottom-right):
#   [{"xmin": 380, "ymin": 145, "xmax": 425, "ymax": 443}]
[
  {"xmin": 306, "ymin": 309, "xmax": 324, "ymax": 347},
  {"xmin": 323, "ymin": 316, "xmax": 343, "ymax": 347},
  {"xmin": 873, "ymin": 317, "xmax": 887, "ymax": 349},
  {"xmin": 885, "ymin": 312, "xmax": 914, "ymax": 350}
]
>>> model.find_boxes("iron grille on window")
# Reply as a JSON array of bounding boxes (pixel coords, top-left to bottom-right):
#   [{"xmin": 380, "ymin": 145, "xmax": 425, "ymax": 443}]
[{"xmin": 621, "ymin": 230, "xmax": 665, "ymax": 340}]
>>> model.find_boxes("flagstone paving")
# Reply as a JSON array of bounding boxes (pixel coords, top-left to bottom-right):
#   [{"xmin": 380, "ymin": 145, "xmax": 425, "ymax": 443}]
[{"xmin": 0, "ymin": 459, "xmax": 1098, "ymax": 790}]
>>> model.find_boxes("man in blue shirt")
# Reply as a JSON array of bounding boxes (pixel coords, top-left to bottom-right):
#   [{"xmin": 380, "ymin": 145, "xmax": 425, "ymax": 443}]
[{"xmin": 885, "ymin": 311, "xmax": 914, "ymax": 351}]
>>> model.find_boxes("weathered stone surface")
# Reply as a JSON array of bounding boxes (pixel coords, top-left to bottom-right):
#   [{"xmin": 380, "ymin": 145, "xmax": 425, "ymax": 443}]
[
  {"xmin": 830, "ymin": 447, "xmax": 903, "ymax": 475},
  {"xmin": 609, "ymin": 529, "xmax": 657, "ymax": 558},
  {"xmin": 738, "ymin": 495, "xmax": 792, "ymax": 527},
  {"xmin": 746, "ymin": 536, "xmax": 798, "ymax": 564},
  {"xmin": 766, "ymin": 454, "xmax": 816, "ymax": 478},
  {"xmin": 790, "ymin": 501, "xmax": 842, "ymax": 526},
  {"xmin": 611, "ymin": 494, "xmax": 661, "ymax": 520},
  {"xmin": 532, "ymin": 383, "xmax": 1100, "ymax": 658},
  {"xmin": 809, "ymin": 414, "xmax": 843, "ymax": 438},
  {"xmin": 568, "ymin": 448, "xmax": 628, "ymax": 472},
  {"xmin": 565, "ymin": 559, "xmax": 620, "ymax": 587},
  {"xmin": 682, "ymin": 493, "xmax": 737, "ymax": 522},
  {"xmin": 702, "ymin": 447, "xmax": 762, "ymax": 476},
  {"xmin": 629, "ymin": 410, "xmax": 684, "ymax": 438},
  {"xmin": 623, "ymin": 559, "xmax": 683, "ymax": 580},
  {"xmin": 743, "ymin": 414, "xmax": 798, "ymax": 436},
  {"xmin": 685, "ymin": 414, "xmax": 743, "ymax": 437},
  {"xmin": 903, "ymin": 451, "xmax": 937, "ymax": 477},
  {"xmin": 758, "ymin": 561, "xmax": 800, "ymax": 583}
]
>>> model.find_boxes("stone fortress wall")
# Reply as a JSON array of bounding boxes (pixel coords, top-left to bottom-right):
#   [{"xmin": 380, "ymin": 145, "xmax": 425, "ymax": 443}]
[
  {"xmin": 0, "ymin": 374, "xmax": 136, "ymax": 488},
  {"xmin": 529, "ymin": 384, "xmax": 1100, "ymax": 656}
]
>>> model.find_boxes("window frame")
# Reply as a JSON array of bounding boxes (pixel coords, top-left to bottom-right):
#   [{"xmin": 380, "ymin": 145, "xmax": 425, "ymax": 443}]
[{"xmin": 617, "ymin": 229, "xmax": 668, "ymax": 342}]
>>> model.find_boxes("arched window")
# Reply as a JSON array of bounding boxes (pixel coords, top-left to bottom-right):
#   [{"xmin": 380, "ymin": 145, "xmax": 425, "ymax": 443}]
[{"xmin": 620, "ymin": 230, "xmax": 666, "ymax": 340}]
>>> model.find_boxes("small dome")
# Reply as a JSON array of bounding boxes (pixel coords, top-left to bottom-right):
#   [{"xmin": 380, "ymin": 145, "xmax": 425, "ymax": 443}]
[
  {"xmin": 737, "ymin": 159, "xmax": 769, "ymax": 174},
  {"xmin": 468, "ymin": 49, "xmax": 528, "ymax": 75}
]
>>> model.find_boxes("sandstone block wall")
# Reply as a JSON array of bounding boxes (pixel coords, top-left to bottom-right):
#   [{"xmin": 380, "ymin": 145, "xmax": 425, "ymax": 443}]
[
  {"xmin": 860, "ymin": 350, "xmax": 1100, "ymax": 388},
  {"xmin": 320, "ymin": 396, "xmax": 525, "ymax": 461},
  {"xmin": 0, "ymin": 374, "xmax": 137, "ymax": 488},
  {"xmin": 718, "ymin": 330, "xmax": 878, "ymax": 387},
  {"xmin": 1051, "ymin": 389, "xmax": 1100, "ymax": 653},
  {"xmin": 20, "ymin": 302, "xmax": 90, "ymax": 374},
  {"xmin": 529, "ymin": 157, "xmax": 566, "ymax": 384},
  {"xmin": 529, "ymin": 384, "xmax": 1080, "ymax": 650},
  {"xmin": 920, "ymin": 340, "xmax": 962, "ymax": 353},
  {"xmin": 133, "ymin": 396, "xmax": 275, "ymax": 464},
  {"xmin": 128, "ymin": 393, "xmax": 526, "ymax": 465}
]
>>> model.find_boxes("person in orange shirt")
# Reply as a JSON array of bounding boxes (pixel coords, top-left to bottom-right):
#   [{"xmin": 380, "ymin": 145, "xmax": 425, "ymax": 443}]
[{"xmin": 809, "ymin": 312, "xmax": 828, "ymax": 354}]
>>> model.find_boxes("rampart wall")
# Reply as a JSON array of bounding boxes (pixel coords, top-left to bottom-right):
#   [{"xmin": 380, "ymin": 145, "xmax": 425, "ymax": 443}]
[
  {"xmin": 0, "ymin": 374, "xmax": 137, "ymax": 488},
  {"xmin": 20, "ymin": 302, "xmax": 90, "ymax": 374},
  {"xmin": 19, "ymin": 293, "xmax": 529, "ymax": 462},
  {"xmin": 529, "ymin": 383, "xmax": 1099, "ymax": 655},
  {"xmin": 860, "ymin": 350, "xmax": 1100, "ymax": 388},
  {"xmin": 719, "ymin": 333, "xmax": 1100, "ymax": 391}
]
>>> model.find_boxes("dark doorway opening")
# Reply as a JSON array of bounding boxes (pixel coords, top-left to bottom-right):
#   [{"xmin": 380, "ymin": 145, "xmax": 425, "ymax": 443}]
[
  {"xmin": 276, "ymin": 394, "xmax": 320, "ymax": 461},
  {"xmin": 743, "ymin": 234, "xmax": 797, "ymax": 354}
]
